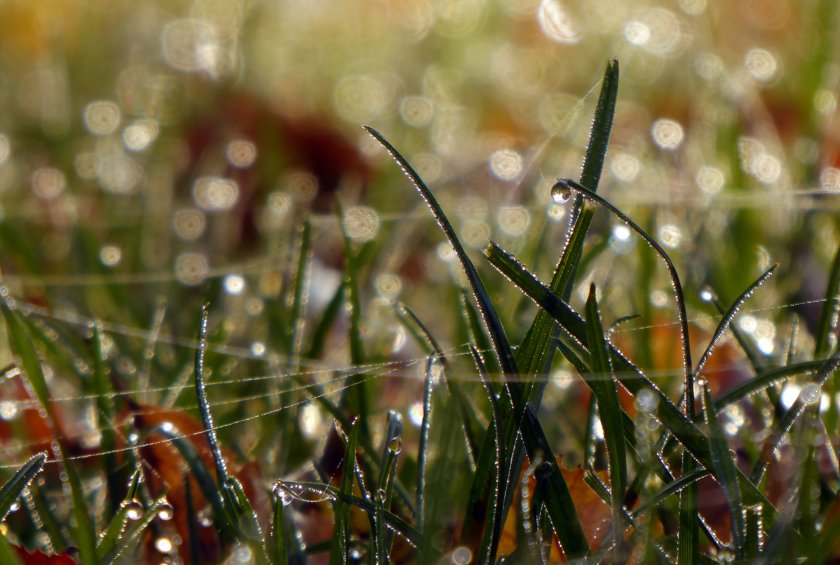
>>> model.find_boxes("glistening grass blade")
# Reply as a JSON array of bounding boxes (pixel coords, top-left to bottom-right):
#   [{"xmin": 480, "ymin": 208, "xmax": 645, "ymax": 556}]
[
  {"xmin": 363, "ymin": 126, "xmax": 517, "ymax": 379},
  {"xmin": 484, "ymin": 242, "xmax": 785, "ymax": 530},
  {"xmin": 470, "ymin": 345, "xmax": 505, "ymax": 565},
  {"xmin": 700, "ymin": 380, "xmax": 745, "ymax": 558},
  {"xmin": 0, "ymin": 301, "xmax": 98, "ymax": 565},
  {"xmin": 416, "ymin": 355, "xmax": 436, "ymax": 539},
  {"xmin": 95, "ymin": 469, "xmax": 142, "ymax": 560},
  {"xmin": 583, "ymin": 284, "xmax": 627, "ymax": 558},
  {"xmin": 0, "ymin": 451, "xmax": 47, "ymax": 522},
  {"xmin": 330, "ymin": 418, "xmax": 360, "ymax": 565}
]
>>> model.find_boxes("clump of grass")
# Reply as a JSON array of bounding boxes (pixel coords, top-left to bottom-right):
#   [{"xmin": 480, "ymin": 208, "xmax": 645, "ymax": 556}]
[{"xmin": 0, "ymin": 57, "xmax": 838, "ymax": 565}]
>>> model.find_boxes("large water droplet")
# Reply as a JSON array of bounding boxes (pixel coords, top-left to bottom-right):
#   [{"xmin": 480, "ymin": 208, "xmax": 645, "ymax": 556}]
[
  {"xmin": 550, "ymin": 180, "xmax": 572, "ymax": 203},
  {"xmin": 124, "ymin": 498, "xmax": 144, "ymax": 520},
  {"xmin": 800, "ymin": 383, "xmax": 821, "ymax": 406},
  {"xmin": 156, "ymin": 499, "xmax": 174, "ymax": 521}
]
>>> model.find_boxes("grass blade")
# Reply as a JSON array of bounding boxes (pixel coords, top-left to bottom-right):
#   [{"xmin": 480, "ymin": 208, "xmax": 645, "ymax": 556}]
[
  {"xmin": 416, "ymin": 355, "xmax": 436, "ymax": 538},
  {"xmin": 583, "ymin": 284, "xmax": 627, "ymax": 558},
  {"xmin": 469, "ymin": 345, "xmax": 505, "ymax": 565},
  {"xmin": 330, "ymin": 418, "xmax": 360, "ymax": 565},
  {"xmin": 815, "ymin": 244, "xmax": 840, "ymax": 358},
  {"xmin": 700, "ymin": 380, "xmax": 745, "ymax": 557},
  {"xmin": 0, "ymin": 451, "xmax": 47, "ymax": 522},
  {"xmin": 363, "ymin": 126, "xmax": 517, "ymax": 379},
  {"xmin": 0, "ymin": 301, "xmax": 98, "ymax": 565},
  {"xmin": 95, "ymin": 469, "xmax": 142, "ymax": 559}
]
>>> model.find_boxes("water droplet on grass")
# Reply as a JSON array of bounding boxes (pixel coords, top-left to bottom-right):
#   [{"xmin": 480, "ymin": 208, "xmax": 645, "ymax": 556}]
[
  {"xmin": 157, "ymin": 500, "xmax": 174, "ymax": 521},
  {"xmin": 124, "ymin": 498, "xmax": 144, "ymax": 520},
  {"xmin": 550, "ymin": 180, "xmax": 572, "ymax": 203},
  {"xmin": 801, "ymin": 384, "xmax": 821, "ymax": 406}
]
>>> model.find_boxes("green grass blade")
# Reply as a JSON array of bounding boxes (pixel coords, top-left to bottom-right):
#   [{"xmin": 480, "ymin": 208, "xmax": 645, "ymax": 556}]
[
  {"xmin": 700, "ymin": 380, "xmax": 745, "ymax": 557},
  {"xmin": 397, "ymin": 303, "xmax": 479, "ymax": 462},
  {"xmin": 102, "ymin": 498, "xmax": 165, "ymax": 565},
  {"xmin": 470, "ymin": 345, "xmax": 505, "ymax": 565},
  {"xmin": 271, "ymin": 491, "xmax": 289, "ymax": 565},
  {"xmin": 416, "ymin": 355, "xmax": 436, "ymax": 536},
  {"xmin": 715, "ymin": 359, "xmax": 823, "ymax": 409},
  {"xmin": 583, "ymin": 284, "xmax": 627, "ymax": 558},
  {"xmin": 0, "ymin": 451, "xmax": 47, "ymax": 522},
  {"xmin": 95, "ymin": 468, "xmax": 142, "ymax": 559},
  {"xmin": 91, "ymin": 322, "xmax": 121, "ymax": 515},
  {"xmin": 305, "ymin": 281, "xmax": 345, "ymax": 359},
  {"xmin": 815, "ymin": 244, "xmax": 840, "ymax": 358},
  {"xmin": 363, "ymin": 126, "xmax": 517, "ymax": 379},
  {"xmin": 193, "ymin": 304, "xmax": 230, "ymax": 487},
  {"xmin": 484, "ymin": 243, "xmax": 786, "ymax": 530},
  {"xmin": 523, "ymin": 406, "xmax": 590, "ymax": 559},
  {"xmin": 752, "ymin": 346, "xmax": 840, "ymax": 482},
  {"xmin": 330, "ymin": 418, "xmax": 360, "ymax": 565},
  {"xmin": 0, "ymin": 302, "xmax": 98, "ymax": 565},
  {"xmin": 693, "ymin": 266, "xmax": 777, "ymax": 379}
]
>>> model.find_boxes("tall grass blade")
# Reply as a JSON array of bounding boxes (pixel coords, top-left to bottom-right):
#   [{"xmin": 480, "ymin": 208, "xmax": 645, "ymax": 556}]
[
  {"xmin": 91, "ymin": 322, "xmax": 121, "ymax": 515},
  {"xmin": 470, "ymin": 345, "xmax": 505, "ymax": 565},
  {"xmin": 416, "ymin": 355, "xmax": 436, "ymax": 538},
  {"xmin": 583, "ymin": 284, "xmax": 627, "ymax": 558},
  {"xmin": 0, "ymin": 451, "xmax": 47, "ymax": 522},
  {"xmin": 700, "ymin": 380, "xmax": 745, "ymax": 557},
  {"xmin": 101, "ymin": 498, "xmax": 165, "ymax": 564},
  {"xmin": 330, "ymin": 418, "xmax": 360, "ymax": 565},
  {"xmin": 397, "ymin": 304, "xmax": 479, "ymax": 463},
  {"xmin": 363, "ymin": 126, "xmax": 517, "ymax": 379},
  {"xmin": 815, "ymin": 244, "xmax": 840, "ymax": 359},
  {"xmin": 0, "ymin": 301, "xmax": 98, "ymax": 565}
]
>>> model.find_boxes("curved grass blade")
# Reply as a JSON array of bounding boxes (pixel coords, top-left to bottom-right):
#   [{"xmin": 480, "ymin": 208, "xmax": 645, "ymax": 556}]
[
  {"xmin": 375, "ymin": 410, "xmax": 403, "ymax": 563},
  {"xmin": 700, "ymin": 380, "xmax": 745, "ymax": 557},
  {"xmin": 469, "ymin": 345, "xmax": 505, "ymax": 565},
  {"xmin": 330, "ymin": 418, "xmax": 360, "ymax": 565},
  {"xmin": 583, "ymin": 284, "xmax": 627, "ymax": 558},
  {"xmin": 715, "ymin": 359, "xmax": 823, "ymax": 409},
  {"xmin": 0, "ymin": 302, "xmax": 98, "ymax": 565},
  {"xmin": 363, "ymin": 126, "xmax": 517, "ymax": 380},
  {"xmin": 752, "ymin": 346, "xmax": 840, "ymax": 482},
  {"xmin": 693, "ymin": 266, "xmax": 777, "ymax": 379},
  {"xmin": 95, "ymin": 468, "xmax": 142, "ymax": 560},
  {"xmin": 0, "ymin": 451, "xmax": 47, "ymax": 522},
  {"xmin": 484, "ymin": 242, "xmax": 786, "ymax": 530}
]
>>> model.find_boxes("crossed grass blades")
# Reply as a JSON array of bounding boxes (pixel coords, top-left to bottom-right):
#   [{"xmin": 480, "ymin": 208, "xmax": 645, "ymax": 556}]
[{"xmin": 0, "ymin": 58, "xmax": 839, "ymax": 563}]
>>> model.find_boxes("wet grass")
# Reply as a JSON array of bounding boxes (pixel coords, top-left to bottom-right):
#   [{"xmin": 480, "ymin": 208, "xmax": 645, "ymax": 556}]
[{"xmin": 0, "ymin": 57, "xmax": 838, "ymax": 564}]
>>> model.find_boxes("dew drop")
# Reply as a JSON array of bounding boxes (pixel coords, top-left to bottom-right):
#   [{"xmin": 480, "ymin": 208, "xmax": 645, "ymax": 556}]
[
  {"xmin": 635, "ymin": 389, "xmax": 658, "ymax": 412},
  {"xmin": 451, "ymin": 545, "xmax": 473, "ymax": 565},
  {"xmin": 550, "ymin": 181, "xmax": 572, "ymax": 204},
  {"xmin": 156, "ymin": 500, "xmax": 174, "ymax": 521},
  {"xmin": 801, "ymin": 384, "xmax": 821, "ymax": 406},
  {"xmin": 154, "ymin": 536, "xmax": 173, "ymax": 554},
  {"xmin": 124, "ymin": 498, "xmax": 144, "ymax": 520},
  {"xmin": 388, "ymin": 437, "xmax": 403, "ymax": 455},
  {"xmin": 272, "ymin": 482, "xmax": 293, "ymax": 507}
]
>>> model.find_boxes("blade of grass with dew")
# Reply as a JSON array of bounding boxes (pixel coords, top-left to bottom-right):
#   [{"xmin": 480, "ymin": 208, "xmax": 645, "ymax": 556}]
[
  {"xmin": 95, "ymin": 469, "xmax": 142, "ymax": 560},
  {"xmin": 416, "ymin": 355, "xmax": 435, "ymax": 538},
  {"xmin": 397, "ymin": 303, "xmax": 479, "ymax": 463},
  {"xmin": 470, "ymin": 344, "xmax": 505, "ymax": 565},
  {"xmin": 375, "ymin": 410, "xmax": 403, "ymax": 563},
  {"xmin": 468, "ymin": 60, "xmax": 619, "ymax": 559},
  {"xmin": 91, "ymin": 322, "xmax": 121, "ymax": 516},
  {"xmin": 522, "ymin": 406, "xmax": 590, "ymax": 558},
  {"xmin": 364, "ymin": 125, "xmax": 520, "ymax": 560},
  {"xmin": 752, "ymin": 347, "xmax": 840, "ymax": 483},
  {"xmin": 817, "ymin": 244, "xmax": 840, "ymax": 433},
  {"xmin": 484, "ymin": 241, "xmax": 787, "ymax": 529},
  {"xmin": 700, "ymin": 380, "xmax": 745, "ymax": 557},
  {"xmin": 330, "ymin": 418, "xmax": 360, "ymax": 565},
  {"xmin": 305, "ymin": 280, "xmax": 345, "ymax": 359},
  {"xmin": 0, "ymin": 451, "xmax": 47, "ymax": 522},
  {"xmin": 0, "ymin": 302, "xmax": 98, "ymax": 565},
  {"xmin": 101, "ymin": 497, "xmax": 165, "ymax": 565},
  {"xmin": 336, "ymin": 202, "xmax": 370, "ymax": 437},
  {"xmin": 583, "ymin": 284, "xmax": 627, "ymax": 559}
]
